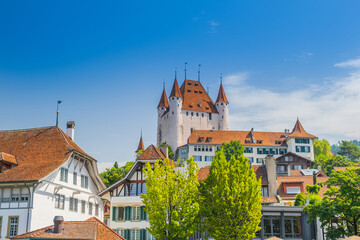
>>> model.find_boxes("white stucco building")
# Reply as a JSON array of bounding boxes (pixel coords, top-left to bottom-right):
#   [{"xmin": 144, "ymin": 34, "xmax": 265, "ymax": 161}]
[
  {"xmin": 157, "ymin": 77, "xmax": 229, "ymax": 152},
  {"xmin": 0, "ymin": 123, "xmax": 105, "ymax": 239}
]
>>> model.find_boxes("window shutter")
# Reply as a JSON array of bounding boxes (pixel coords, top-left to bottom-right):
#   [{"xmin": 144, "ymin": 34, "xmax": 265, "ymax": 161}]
[
  {"xmin": 140, "ymin": 206, "xmax": 145, "ymax": 220},
  {"xmin": 112, "ymin": 207, "xmax": 117, "ymax": 221},
  {"xmin": 140, "ymin": 229, "xmax": 146, "ymax": 240},
  {"xmin": 127, "ymin": 229, "xmax": 131, "ymax": 240}
]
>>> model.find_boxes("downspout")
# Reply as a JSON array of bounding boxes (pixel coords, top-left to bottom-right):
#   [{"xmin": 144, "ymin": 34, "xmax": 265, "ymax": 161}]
[{"xmin": 24, "ymin": 181, "xmax": 31, "ymax": 233}]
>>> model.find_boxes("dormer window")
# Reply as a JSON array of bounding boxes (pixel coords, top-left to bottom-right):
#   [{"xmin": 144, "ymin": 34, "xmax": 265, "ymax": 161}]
[
  {"xmin": 257, "ymin": 140, "xmax": 263, "ymax": 144},
  {"xmin": 188, "ymin": 82, "xmax": 192, "ymax": 85},
  {"xmin": 275, "ymin": 140, "xmax": 282, "ymax": 144},
  {"xmin": 199, "ymin": 91, "xmax": 203, "ymax": 93},
  {"xmin": 198, "ymin": 137, "xmax": 205, "ymax": 142},
  {"xmin": 195, "ymin": 83, "xmax": 199, "ymax": 86},
  {"xmin": 187, "ymin": 90, "xmax": 191, "ymax": 92},
  {"xmin": 206, "ymin": 137, "xmax": 212, "ymax": 142},
  {"xmin": 245, "ymin": 139, "xmax": 251, "ymax": 144},
  {"xmin": 194, "ymin": 90, "xmax": 198, "ymax": 93}
]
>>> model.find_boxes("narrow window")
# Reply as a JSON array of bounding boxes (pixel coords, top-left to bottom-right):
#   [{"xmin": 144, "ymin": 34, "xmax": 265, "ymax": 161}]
[
  {"xmin": 209, "ymin": 113, "xmax": 212, "ymax": 120},
  {"xmin": 55, "ymin": 194, "xmax": 65, "ymax": 209},
  {"xmin": 8, "ymin": 216, "xmax": 19, "ymax": 237},
  {"xmin": 132, "ymin": 207, "xmax": 141, "ymax": 221},
  {"xmin": 81, "ymin": 175, "xmax": 88, "ymax": 188},
  {"xmin": 88, "ymin": 202, "xmax": 93, "ymax": 215},
  {"xmin": 60, "ymin": 168, "xmax": 68, "ymax": 182},
  {"xmin": 73, "ymin": 172, "xmax": 77, "ymax": 185},
  {"xmin": 81, "ymin": 200, "xmax": 86, "ymax": 214},
  {"xmin": 95, "ymin": 204, "xmax": 99, "ymax": 216}
]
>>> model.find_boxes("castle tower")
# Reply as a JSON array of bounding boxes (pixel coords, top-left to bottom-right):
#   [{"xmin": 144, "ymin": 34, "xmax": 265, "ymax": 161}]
[
  {"xmin": 167, "ymin": 77, "xmax": 183, "ymax": 150},
  {"xmin": 157, "ymin": 87, "xmax": 169, "ymax": 146},
  {"xmin": 215, "ymin": 82, "xmax": 229, "ymax": 130}
]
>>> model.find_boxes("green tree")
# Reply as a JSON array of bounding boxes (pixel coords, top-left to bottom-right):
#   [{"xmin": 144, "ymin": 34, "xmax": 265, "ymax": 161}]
[
  {"xmin": 315, "ymin": 155, "xmax": 354, "ymax": 176},
  {"xmin": 338, "ymin": 140, "xmax": 360, "ymax": 162},
  {"xmin": 201, "ymin": 149, "xmax": 262, "ymax": 240},
  {"xmin": 141, "ymin": 158, "xmax": 200, "ymax": 240},
  {"xmin": 313, "ymin": 139, "xmax": 332, "ymax": 159},
  {"xmin": 159, "ymin": 141, "xmax": 174, "ymax": 159},
  {"xmin": 100, "ymin": 161, "xmax": 134, "ymax": 187},
  {"xmin": 219, "ymin": 140, "xmax": 245, "ymax": 162},
  {"xmin": 306, "ymin": 168, "xmax": 360, "ymax": 240},
  {"xmin": 294, "ymin": 185, "xmax": 322, "ymax": 207}
]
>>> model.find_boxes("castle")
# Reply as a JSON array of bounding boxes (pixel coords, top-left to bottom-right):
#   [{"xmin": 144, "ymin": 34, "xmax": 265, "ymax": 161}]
[{"xmin": 157, "ymin": 77, "xmax": 229, "ymax": 151}]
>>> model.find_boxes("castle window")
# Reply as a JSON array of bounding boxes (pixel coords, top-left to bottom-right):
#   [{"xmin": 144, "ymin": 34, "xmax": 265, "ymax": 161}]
[
  {"xmin": 202, "ymin": 146, "xmax": 205, "ymax": 151},
  {"xmin": 209, "ymin": 113, "xmax": 212, "ymax": 120},
  {"xmin": 195, "ymin": 83, "xmax": 199, "ymax": 86},
  {"xmin": 188, "ymin": 82, "xmax": 192, "ymax": 85},
  {"xmin": 209, "ymin": 146, "xmax": 213, "ymax": 151},
  {"xmin": 191, "ymin": 112, "xmax": 194, "ymax": 116},
  {"xmin": 172, "ymin": 111, "xmax": 174, "ymax": 115},
  {"xmin": 186, "ymin": 112, "xmax": 188, "ymax": 116},
  {"xmin": 196, "ymin": 113, "xmax": 199, "ymax": 117},
  {"xmin": 199, "ymin": 91, "xmax": 203, "ymax": 93},
  {"xmin": 194, "ymin": 146, "xmax": 197, "ymax": 151},
  {"xmin": 198, "ymin": 137, "xmax": 204, "ymax": 142},
  {"xmin": 245, "ymin": 139, "xmax": 251, "ymax": 144},
  {"xmin": 221, "ymin": 103, "xmax": 223, "ymax": 105},
  {"xmin": 187, "ymin": 90, "xmax": 191, "ymax": 92},
  {"xmin": 202, "ymin": 113, "xmax": 204, "ymax": 117},
  {"xmin": 275, "ymin": 140, "xmax": 282, "ymax": 144},
  {"xmin": 205, "ymin": 146, "xmax": 208, "ymax": 151},
  {"xmin": 206, "ymin": 137, "xmax": 212, "ymax": 142}
]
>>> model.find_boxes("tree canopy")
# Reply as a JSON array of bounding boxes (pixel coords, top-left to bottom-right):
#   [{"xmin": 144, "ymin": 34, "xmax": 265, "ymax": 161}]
[
  {"xmin": 337, "ymin": 140, "xmax": 360, "ymax": 162},
  {"xmin": 159, "ymin": 141, "xmax": 174, "ymax": 159},
  {"xmin": 313, "ymin": 139, "xmax": 332, "ymax": 160},
  {"xmin": 315, "ymin": 154, "xmax": 354, "ymax": 176},
  {"xmin": 99, "ymin": 161, "xmax": 134, "ymax": 187},
  {"xmin": 141, "ymin": 158, "xmax": 200, "ymax": 240},
  {"xmin": 200, "ymin": 149, "xmax": 262, "ymax": 240},
  {"xmin": 219, "ymin": 140, "xmax": 245, "ymax": 162}
]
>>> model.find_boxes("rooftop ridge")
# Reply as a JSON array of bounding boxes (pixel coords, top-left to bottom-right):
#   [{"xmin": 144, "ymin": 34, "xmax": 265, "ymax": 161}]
[{"xmin": 0, "ymin": 126, "xmax": 54, "ymax": 132}]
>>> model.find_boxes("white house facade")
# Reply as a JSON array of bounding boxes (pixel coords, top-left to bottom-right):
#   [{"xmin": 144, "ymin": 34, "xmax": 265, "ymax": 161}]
[{"xmin": 0, "ymin": 123, "xmax": 105, "ymax": 239}]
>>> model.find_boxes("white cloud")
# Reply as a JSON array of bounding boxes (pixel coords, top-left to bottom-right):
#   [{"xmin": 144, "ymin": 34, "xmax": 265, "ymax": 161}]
[
  {"xmin": 334, "ymin": 58, "xmax": 360, "ymax": 68},
  {"xmin": 224, "ymin": 65, "xmax": 360, "ymax": 144},
  {"xmin": 208, "ymin": 21, "xmax": 219, "ymax": 33}
]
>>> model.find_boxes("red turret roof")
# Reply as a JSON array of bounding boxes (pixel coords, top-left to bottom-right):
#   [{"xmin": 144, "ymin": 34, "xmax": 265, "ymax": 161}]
[
  {"xmin": 289, "ymin": 119, "xmax": 317, "ymax": 138},
  {"xmin": 170, "ymin": 78, "xmax": 182, "ymax": 98},
  {"xmin": 215, "ymin": 83, "xmax": 229, "ymax": 103},
  {"xmin": 137, "ymin": 144, "xmax": 165, "ymax": 160},
  {"xmin": 157, "ymin": 88, "xmax": 169, "ymax": 108},
  {"xmin": 136, "ymin": 135, "xmax": 144, "ymax": 153}
]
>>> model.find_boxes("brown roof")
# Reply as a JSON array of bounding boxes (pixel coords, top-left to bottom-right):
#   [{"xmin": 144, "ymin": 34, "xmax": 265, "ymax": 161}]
[
  {"xmin": 170, "ymin": 78, "xmax": 182, "ymax": 98},
  {"xmin": 136, "ymin": 136, "xmax": 144, "ymax": 153},
  {"xmin": 180, "ymin": 79, "xmax": 218, "ymax": 113},
  {"xmin": 198, "ymin": 166, "xmax": 210, "ymax": 181},
  {"xmin": 12, "ymin": 217, "xmax": 125, "ymax": 240},
  {"xmin": 137, "ymin": 144, "xmax": 165, "ymax": 160},
  {"xmin": 343, "ymin": 236, "xmax": 360, "ymax": 240},
  {"xmin": 288, "ymin": 119, "xmax": 317, "ymax": 138},
  {"xmin": 0, "ymin": 126, "xmax": 92, "ymax": 183},
  {"xmin": 262, "ymin": 196, "xmax": 279, "ymax": 204},
  {"xmin": 0, "ymin": 152, "xmax": 18, "ymax": 165},
  {"xmin": 334, "ymin": 166, "xmax": 359, "ymax": 171},
  {"xmin": 188, "ymin": 130, "xmax": 287, "ymax": 146},
  {"xmin": 157, "ymin": 88, "xmax": 169, "ymax": 108},
  {"xmin": 215, "ymin": 83, "xmax": 229, "ymax": 103}
]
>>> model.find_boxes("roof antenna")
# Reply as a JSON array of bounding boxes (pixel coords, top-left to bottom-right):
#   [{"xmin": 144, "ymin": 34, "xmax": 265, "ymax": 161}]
[
  {"xmin": 184, "ymin": 62, "xmax": 187, "ymax": 80},
  {"xmin": 198, "ymin": 64, "xmax": 201, "ymax": 82},
  {"xmin": 56, "ymin": 100, "xmax": 62, "ymax": 127}
]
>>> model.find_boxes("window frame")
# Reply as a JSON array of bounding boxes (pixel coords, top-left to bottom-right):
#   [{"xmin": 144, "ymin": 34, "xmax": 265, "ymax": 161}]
[
  {"xmin": 55, "ymin": 194, "xmax": 65, "ymax": 209},
  {"xmin": 7, "ymin": 216, "xmax": 19, "ymax": 238},
  {"xmin": 60, "ymin": 168, "xmax": 68, "ymax": 182}
]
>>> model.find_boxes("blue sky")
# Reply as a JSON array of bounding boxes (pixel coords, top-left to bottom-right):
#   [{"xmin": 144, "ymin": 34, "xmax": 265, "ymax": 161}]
[{"xmin": 1, "ymin": 0, "xmax": 360, "ymax": 170}]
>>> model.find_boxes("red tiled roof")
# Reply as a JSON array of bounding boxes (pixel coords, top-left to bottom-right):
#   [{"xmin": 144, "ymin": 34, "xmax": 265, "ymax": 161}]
[
  {"xmin": 334, "ymin": 166, "xmax": 359, "ymax": 171},
  {"xmin": 0, "ymin": 152, "xmax": 18, "ymax": 165},
  {"xmin": 262, "ymin": 196, "xmax": 279, "ymax": 204},
  {"xmin": 343, "ymin": 236, "xmax": 360, "ymax": 240},
  {"xmin": 215, "ymin": 83, "xmax": 229, "ymax": 103},
  {"xmin": 136, "ymin": 136, "xmax": 144, "ymax": 153},
  {"xmin": 180, "ymin": 80, "xmax": 218, "ymax": 113},
  {"xmin": 137, "ymin": 144, "xmax": 165, "ymax": 160},
  {"xmin": 0, "ymin": 126, "xmax": 93, "ymax": 183},
  {"xmin": 12, "ymin": 217, "xmax": 125, "ymax": 240},
  {"xmin": 188, "ymin": 130, "xmax": 287, "ymax": 146},
  {"xmin": 157, "ymin": 88, "xmax": 169, "ymax": 108},
  {"xmin": 170, "ymin": 78, "xmax": 182, "ymax": 98},
  {"xmin": 197, "ymin": 166, "xmax": 210, "ymax": 181},
  {"xmin": 288, "ymin": 119, "xmax": 317, "ymax": 138}
]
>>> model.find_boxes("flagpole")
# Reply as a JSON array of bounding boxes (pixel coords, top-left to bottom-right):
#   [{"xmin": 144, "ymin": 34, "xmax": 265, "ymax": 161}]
[{"xmin": 56, "ymin": 100, "xmax": 62, "ymax": 127}]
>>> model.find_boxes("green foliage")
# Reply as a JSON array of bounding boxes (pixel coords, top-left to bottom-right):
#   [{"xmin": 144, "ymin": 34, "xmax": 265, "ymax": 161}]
[
  {"xmin": 159, "ymin": 141, "xmax": 174, "ymax": 159},
  {"xmin": 338, "ymin": 140, "xmax": 360, "ymax": 162},
  {"xmin": 141, "ymin": 158, "xmax": 200, "ymax": 240},
  {"xmin": 200, "ymin": 149, "xmax": 262, "ymax": 240},
  {"xmin": 136, "ymin": 148, "xmax": 145, "ymax": 157},
  {"xmin": 313, "ymin": 139, "xmax": 332, "ymax": 159},
  {"xmin": 294, "ymin": 185, "xmax": 322, "ymax": 207},
  {"xmin": 306, "ymin": 168, "xmax": 360, "ymax": 240},
  {"xmin": 99, "ymin": 161, "xmax": 134, "ymax": 187},
  {"xmin": 219, "ymin": 140, "xmax": 245, "ymax": 162},
  {"xmin": 315, "ymin": 155, "xmax": 354, "ymax": 176},
  {"xmin": 306, "ymin": 184, "xmax": 321, "ymax": 194},
  {"xmin": 294, "ymin": 192, "xmax": 307, "ymax": 206}
]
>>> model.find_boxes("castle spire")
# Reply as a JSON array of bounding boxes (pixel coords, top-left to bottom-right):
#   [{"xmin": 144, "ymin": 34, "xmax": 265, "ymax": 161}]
[
  {"xmin": 157, "ymin": 87, "xmax": 169, "ymax": 108},
  {"xmin": 170, "ymin": 77, "xmax": 182, "ymax": 98},
  {"xmin": 216, "ymin": 81, "xmax": 229, "ymax": 103},
  {"xmin": 136, "ymin": 132, "xmax": 144, "ymax": 153}
]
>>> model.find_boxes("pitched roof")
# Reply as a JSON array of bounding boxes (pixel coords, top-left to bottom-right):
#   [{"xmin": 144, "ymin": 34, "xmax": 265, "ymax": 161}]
[
  {"xmin": 11, "ymin": 217, "xmax": 125, "ymax": 240},
  {"xmin": 262, "ymin": 196, "xmax": 279, "ymax": 204},
  {"xmin": 0, "ymin": 126, "xmax": 93, "ymax": 183},
  {"xmin": 170, "ymin": 78, "xmax": 182, "ymax": 98},
  {"xmin": 288, "ymin": 119, "xmax": 317, "ymax": 138},
  {"xmin": 180, "ymin": 79, "xmax": 218, "ymax": 113},
  {"xmin": 136, "ymin": 136, "xmax": 144, "ymax": 153},
  {"xmin": 157, "ymin": 88, "xmax": 169, "ymax": 108},
  {"xmin": 215, "ymin": 83, "xmax": 229, "ymax": 103},
  {"xmin": 0, "ymin": 152, "xmax": 18, "ymax": 165},
  {"xmin": 188, "ymin": 130, "xmax": 287, "ymax": 146},
  {"xmin": 334, "ymin": 166, "xmax": 359, "ymax": 171},
  {"xmin": 137, "ymin": 144, "xmax": 165, "ymax": 160},
  {"xmin": 343, "ymin": 236, "xmax": 360, "ymax": 240}
]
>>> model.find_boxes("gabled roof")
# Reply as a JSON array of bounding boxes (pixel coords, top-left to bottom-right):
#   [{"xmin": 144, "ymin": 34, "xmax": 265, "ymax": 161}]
[
  {"xmin": 180, "ymin": 79, "xmax": 218, "ymax": 113},
  {"xmin": 11, "ymin": 217, "xmax": 125, "ymax": 240},
  {"xmin": 188, "ymin": 130, "xmax": 287, "ymax": 146},
  {"xmin": 157, "ymin": 88, "xmax": 169, "ymax": 108},
  {"xmin": 276, "ymin": 152, "xmax": 314, "ymax": 165},
  {"xmin": 0, "ymin": 126, "xmax": 103, "ymax": 188},
  {"xmin": 215, "ymin": 83, "xmax": 229, "ymax": 103},
  {"xmin": 288, "ymin": 119, "xmax": 317, "ymax": 138},
  {"xmin": 137, "ymin": 144, "xmax": 165, "ymax": 160},
  {"xmin": 136, "ymin": 136, "xmax": 144, "ymax": 153},
  {"xmin": 0, "ymin": 152, "xmax": 18, "ymax": 165},
  {"xmin": 170, "ymin": 78, "xmax": 182, "ymax": 98}
]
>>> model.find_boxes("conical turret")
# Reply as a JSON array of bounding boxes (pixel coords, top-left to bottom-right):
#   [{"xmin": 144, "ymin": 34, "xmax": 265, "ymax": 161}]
[
  {"xmin": 157, "ymin": 88, "xmax": 169, "ymax": 108},
  {"xmin": 170, "ymin": 78, "xmax": 182, "ymax": 99},
  {"xmin": 216, "ymin": 82, "xmax": 229, "ymax": 103},
  {"xmin": 136, "ymin": 134, "xmax": 144, "ymax": 153}
]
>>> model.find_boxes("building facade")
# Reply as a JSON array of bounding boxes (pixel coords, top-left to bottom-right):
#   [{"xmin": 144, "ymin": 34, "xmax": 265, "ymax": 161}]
[
  {"xmin": 0, "ymin": 124, "xmax": 105, "ymax": 239},
  {"xmin": 157, "ymin": 78, "xmax": 229, "ymax": 152}
]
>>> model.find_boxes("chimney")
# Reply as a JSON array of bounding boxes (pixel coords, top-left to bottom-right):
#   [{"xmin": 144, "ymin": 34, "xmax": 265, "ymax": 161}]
[
  {"xmin": 264, "ymin": 155, "xmax": 277, "ymax": 197},
  {"xmin": 284, "ymin": 129, "xmax": 289, "ymax": 137},
  {"xmin": 160, "ymin": 145, "xmax": 169, "ymax": 159},
  {"xmin": 250, "ymin": 128, "xmax": 255, "ymax": 143},
  {"xmin": 53, "ymin": 216, "xmax": 64, "ymax": 234},
  {"xmin": 66, "ymin": 121, "xmax": 75, "ymax": 141}
]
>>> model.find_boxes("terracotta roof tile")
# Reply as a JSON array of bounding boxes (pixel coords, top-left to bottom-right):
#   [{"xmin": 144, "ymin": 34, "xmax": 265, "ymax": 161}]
[
  {"xmin": 157, "ymin": 88, "xmax": 169, "ymax": 108},
  {"xmin": 137, "ymin": 144, "xmax": 165, "ymax": 160},
  {"xmin": 334, "ymin": 166, "xmax": 359, "ymax": 171},
  {"xmin": 12, "ymin": 217, "xmax": 125, "ymax": 240},
  {"xmin": 180, "ymin": 80, "xmax": 218, "ymax": 113},
  {"xmin": 215, "ymin": 83, "xmax": 229, "ymax": 103},
  {"xmin": 170, "ymin": 78, "xmax": 182, "ymax": 98},
  {"xmin": 0, "ymin": 126, "xmax": 92, "ymax": 183},
  {"xmin": 343, "ymin": 236, "xmax": 360, "ymax": 240},
  {"xmin": 136, "ymin": 136, "xmax": 144, "ymax": 153},
  {"xmin": 262, "ymin": 196, "xmax": 279, "ymax": 204},
  {"xmin": 288, "ymin": 119, "xmax": 317, "ymax": 138},
  {"xmin": 188, "ymin": 130, "xmax": 287, "ymax": 146}
]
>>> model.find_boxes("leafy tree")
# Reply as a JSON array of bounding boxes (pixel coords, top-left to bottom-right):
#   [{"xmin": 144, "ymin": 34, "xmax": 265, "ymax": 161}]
[
  {"xmin": 159, "ymin": 141, "xmax": 174, "ymax": 159},
  {"xmin": 313, "ymin": 139, "xmax": 332, "ymax": 159},
  {"xmin": 136, "ymin": 148, "xmax": 145, "ymax": 157},
  {"xmin": 338, "ymin": 140, "xmax": 360, "ymax": 162},
  {"xmin": 294, "ymin": 184, "xmax": 321, "ymax": 207},
  {"xmin": 141, "ymin": 158, "xmax": 200, "ymax": 240},
  {"xmin": 315, "ymin": 155, "xmax": 354, "ymax": 176},
  {"xmin": 201, "ymin": 149, "xmax": 262, "ymax": 240},
  {"xmin": 100, "ymin": 161, "xmax": 134, "ymax": 187},
  {"xmin": 219, "ymin": 140, "xmax": 245, "ymax": 162},
  {"xmin": 306, "ymin": 168, "xmax": 360, "ymax": 240}
]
